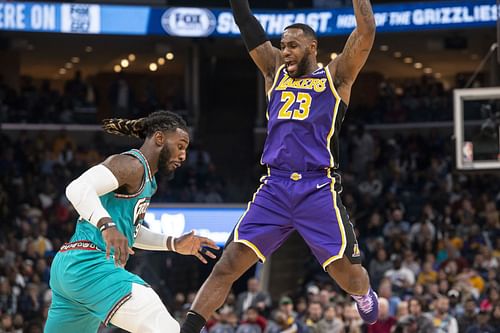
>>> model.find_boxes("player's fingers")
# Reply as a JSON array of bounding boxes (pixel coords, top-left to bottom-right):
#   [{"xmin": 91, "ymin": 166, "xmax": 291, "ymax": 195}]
[
  {"xmin": 195, "ymin": 252, "xmax": 207, "ymax": 264},
  {"xmin": 120, "ymin": 241, "xmax": 128, "ymax": 266},
  {"xmin": 200, "ymin": 237, "xmax": 220, "ymax": 250},
  {"xmin": 128, "ymin": 247, "xmax": 135, "ymax": 255},
  {"xmin": 200, "ymin": 248, "xmax": 217, "ymax": 259},
  {"xmin": 114, "ymin": 245, "xmax": 121, "ymax": 267},
  {"xmin": 105, "ymin": 241, "xmax": 111, "ymax": 260}
]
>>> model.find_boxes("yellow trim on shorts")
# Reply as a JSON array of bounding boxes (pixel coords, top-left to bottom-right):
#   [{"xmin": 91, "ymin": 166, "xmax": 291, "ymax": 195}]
[
  {"xmin": 321, "ymin": 169, "xmax": 347, "ymax": 270},
  {"xmin": 324, "ymin": 66, "xmax": 342, "ymax": 168},
  {"xmin": 234, "ymin": 182, "xmax": 267, "ymax": 263}
]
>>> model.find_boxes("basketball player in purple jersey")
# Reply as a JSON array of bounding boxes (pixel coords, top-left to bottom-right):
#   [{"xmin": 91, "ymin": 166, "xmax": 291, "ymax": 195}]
[{"xmin": 181, "ymin": 1, "xmax": 377, "ymax": 331}]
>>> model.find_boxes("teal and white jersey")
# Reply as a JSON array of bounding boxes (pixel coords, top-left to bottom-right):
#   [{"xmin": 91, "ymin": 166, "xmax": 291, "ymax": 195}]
[{"xmin": 69, "ymin": 149, "xmax": 157, "ymax": 252}]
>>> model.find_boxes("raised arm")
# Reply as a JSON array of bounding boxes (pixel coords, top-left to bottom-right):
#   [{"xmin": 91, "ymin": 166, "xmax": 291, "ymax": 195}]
[
  {"xmin": 230, "ymin": 0, "xmax": 282, "ymax": 91},
  {"xmin": 328, "ymin": 0, "xmax": 376, "ymax": 104}
]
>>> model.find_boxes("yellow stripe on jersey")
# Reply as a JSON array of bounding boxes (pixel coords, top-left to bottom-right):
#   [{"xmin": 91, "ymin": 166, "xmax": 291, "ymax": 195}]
[
  {"xmin": 324, "ymin": 66, "xmax": 342, "ymax": 168},
  {"xmin": 266, "ymin": 64, "xmax": 287, "ymax": 110}
]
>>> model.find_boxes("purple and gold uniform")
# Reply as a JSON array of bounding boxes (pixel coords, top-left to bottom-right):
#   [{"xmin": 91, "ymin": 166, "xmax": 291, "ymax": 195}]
[{"xmin": 231, "ymin": 65, "xmax": 360, "ymax": 269}]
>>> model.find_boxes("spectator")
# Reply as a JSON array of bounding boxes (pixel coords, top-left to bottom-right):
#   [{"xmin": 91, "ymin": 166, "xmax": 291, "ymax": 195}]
[
  {"xmin": 457, "ymin": 298, "xmax": 478, "ymax": 332},
  {"xmin": 235, "ymin": 278, "xmax": 272, "ymax": 318},
  {"xmin": 237, "ymin": 307, "xmax": 267, "ymax": 333},
  {"xmin": 342, "ymin": 303, "xmax": 363, "ymax": 333},
  {"xmin": 209, "ymin": 308, "xmax": 237, "ymax": 333},
  {"xmin": 315, "ymin": 304, "xmax": 343, "ymax": 333},
  {"xmin": 277, "ymin": 297, "xmax": 296, "ymax": 321},
  {"xmin": 367, "ymin": 297, "xmax": 396, "ymax": 333},
  {"xmin": 408, "ymin": 298, "xmax": 435, "ymax": 333},
  {"xmin": 377, "ymin": 278, "xmax": 401, "ymax": 317},
  {"xmin": 431, "ymin": 295, "xmax": 458, "ymax": 333},
  {"xmin": 304, "ymin": 302, "xmax": 323, "ymax": 332},
  {"xmin": 464, "ymin": 310, "xmax": 494, "ymax": 333},
  {"xmin": 383, "ymin": 209, "xmax": 410, "ymax": 240},
  {"xmin": 369, "ymin": 248, "xmax": 392, "ymax": 290},
  {"xmin": 384, "ymin": 255, "xmax": 415, "ymax": 294},
  {"xmin": 417, "ymin": 261, "xmax": 437, "ymax": 286}
]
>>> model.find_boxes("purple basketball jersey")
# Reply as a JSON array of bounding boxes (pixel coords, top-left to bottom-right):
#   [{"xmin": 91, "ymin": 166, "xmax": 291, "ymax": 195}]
[{"xmin": 261, "ymin": 65, "xmax": 347, "ymax": 171}]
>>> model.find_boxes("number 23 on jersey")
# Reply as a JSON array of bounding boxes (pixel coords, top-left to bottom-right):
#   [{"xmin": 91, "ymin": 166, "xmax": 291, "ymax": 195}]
[{"xmin": 277, "ymin": 91, "xmax": 312, "ymax": 120}]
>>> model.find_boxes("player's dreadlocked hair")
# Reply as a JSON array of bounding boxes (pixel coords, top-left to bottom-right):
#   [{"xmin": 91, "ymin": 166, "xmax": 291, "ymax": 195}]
[{"xmin": 102, "ymin": 111, "xmax": 188, "ymax": 139}]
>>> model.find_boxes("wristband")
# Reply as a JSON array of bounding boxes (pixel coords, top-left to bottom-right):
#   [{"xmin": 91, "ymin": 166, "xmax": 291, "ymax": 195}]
[
  {"xmin": 166, "ymin": 236, "xmax": 177, "ymax": 252},
  {"xmin": 99, "ymin": 222, "xmax": 117, "ymax": 232}
]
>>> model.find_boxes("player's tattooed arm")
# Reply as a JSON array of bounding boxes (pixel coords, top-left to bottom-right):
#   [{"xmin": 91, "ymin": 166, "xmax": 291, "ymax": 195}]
[
  {"xmin": 329, "ymin": 0, "xmax": 375, "ymax": 104},
  {"xmin": 102, "ymin": 154, "xmax": 145, "ymax": 195},
  {"xmin": 250, "ymin": 43, "xmax": 283, "ymax": 91}
]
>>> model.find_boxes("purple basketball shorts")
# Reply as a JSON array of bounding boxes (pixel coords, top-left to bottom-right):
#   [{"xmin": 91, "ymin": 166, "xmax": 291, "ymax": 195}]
[{"xmin": 231, "ymin": 168, "xmax": 361, "ymax": 270}]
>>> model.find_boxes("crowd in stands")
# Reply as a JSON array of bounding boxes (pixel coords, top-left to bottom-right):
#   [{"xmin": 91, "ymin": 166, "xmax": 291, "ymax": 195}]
[
  {"xmin": 1, "ymin": 74, "xmax": 456, "ymax": 125},
  {"xmin": 349, "ymin": 76, "xmax": 452, "ymax": 125},
  {"xmin": 0, "ymin": 73, "xmax": 186, "ymax": 124},
  {"xmin": 0, "ymin": 73, "xmax": 98, "ymax": 124}
]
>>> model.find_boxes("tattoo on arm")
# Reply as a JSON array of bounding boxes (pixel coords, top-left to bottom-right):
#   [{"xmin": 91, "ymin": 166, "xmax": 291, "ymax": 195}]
[{"xmin": 356, "ymin": 0, "xmax": 375, "ymax": 27}]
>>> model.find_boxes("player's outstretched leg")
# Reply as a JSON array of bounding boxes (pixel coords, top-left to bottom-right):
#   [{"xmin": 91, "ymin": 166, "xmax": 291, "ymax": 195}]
[
  {"xmin": 326, "ymin": 256, "xmax": 379, "ymax": 324},
  {"xmin": 110, "ymin": 283, "xmax": 180, "ymax": 333},
  {"xmin": 181, "ymin": 242, "xmax": 259, "ymax": 333}
]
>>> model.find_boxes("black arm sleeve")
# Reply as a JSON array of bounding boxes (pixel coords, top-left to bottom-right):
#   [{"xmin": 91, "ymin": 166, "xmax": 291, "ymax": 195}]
[{"xmin": 230, "ymin": 0, "xmax": 269, "ymax": 51}]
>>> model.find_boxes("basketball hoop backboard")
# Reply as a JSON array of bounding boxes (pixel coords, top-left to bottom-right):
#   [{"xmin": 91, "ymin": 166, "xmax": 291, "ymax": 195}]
[{"xmin": 454, "ymin": 87, "xmax": 500, "ymax": 170}]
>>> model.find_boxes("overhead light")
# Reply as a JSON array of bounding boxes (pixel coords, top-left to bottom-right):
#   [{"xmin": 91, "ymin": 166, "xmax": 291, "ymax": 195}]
[
  {"xmin": 158, "ymin": 57, "xmax": 165, "ymax": 65},
  {"xmin": 128, "ymin": 53, "xmax": 136, "ymax": 62},
  {"xmin": 120, "ymin": 59, "xmax": 129, "ymax": 68},
  {"xmin": 380, "ymin": 45, "xmax": 389, "ymax": 51},
  {"xmin": 414, "ymin": 62, "xmax": 423, "ymax": 69},
  {"xmin": 330, "ymin": 52, "xmax": 338, "ymax": 60},
  {"xmin": 84, "ymin": 46, "xmax": 93, "ymax": 53},
  {"xmin": 403, "ymin": 57, "xmax": 413, "ymax": 64},
  {"xmin": 165, "ymin": 52, "xmax": 174, "ymax": 60},
  {"xmin": 59, "ymin": 68, "xmax": 67, "ymax": 75},
  {"xmin": 423, "ymin": 67, "xmax": 433, "ymax": 74},
  {"xmin": 71, "ymin": 57, "xmax": 80, "ymax": 63},
  {"xmin": 113, "ymin": 65, "xmax": 122, "ymax": 73},
  {"xmin": 434, "ymin": 72, "xmax": 442, "ymax": 79},
  {"xmin": 317, "ymin": 62, "xmax": 324, "ymax": 68},
  {"xmin": 393, "ymin": 51, "xmax": 402, "ymax": 58},
  {"xmin": 65, "ymin": 62, "xmax": 73, "ymax": 69},
  {"xmin": 149, "ymin": 63, "xmax": 158, "ymax": 71}
]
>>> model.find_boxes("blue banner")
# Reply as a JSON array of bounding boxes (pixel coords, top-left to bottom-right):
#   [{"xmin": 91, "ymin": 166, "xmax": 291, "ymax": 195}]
[
  {"xmin": 0, "ymin": 0, "xmax": 498, "ymax": 36},
  {"xmin": 144, "ymin": 206, "xmax": 246, "ymax": 247}
]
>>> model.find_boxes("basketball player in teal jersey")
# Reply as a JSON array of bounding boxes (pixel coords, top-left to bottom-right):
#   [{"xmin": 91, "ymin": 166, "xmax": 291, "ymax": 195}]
[
  {"xmin": 181, "ymin": 1, "xmax": 377, "ymax": 332},
  {"xmin": 45, "ymin": 111, "xmax": 219, "ymax": 333}
]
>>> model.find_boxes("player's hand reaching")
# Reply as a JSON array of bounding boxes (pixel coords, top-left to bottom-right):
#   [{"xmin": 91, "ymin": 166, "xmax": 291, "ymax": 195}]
[
  {"xmin": 174, "ymin": 230, "xmax": 220, "ymax": 264},
  {"xmin": 99, "ymin": 217, "xmax": 134, "ymax": 267}
]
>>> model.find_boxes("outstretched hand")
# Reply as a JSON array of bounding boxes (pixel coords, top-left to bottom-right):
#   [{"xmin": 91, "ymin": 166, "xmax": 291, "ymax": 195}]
[{"xmin": 174, "ymin": 230, "xmax": 220, "ymax": 264}]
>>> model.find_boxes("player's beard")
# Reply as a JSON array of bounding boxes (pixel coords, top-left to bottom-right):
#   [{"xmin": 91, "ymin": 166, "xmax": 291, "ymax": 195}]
[
  {"xmin": 158, "ymin": 145, "xmax": 175, "ymax": 180},
  {"xmin": 288, "ymin": 48, "xmax": 312, "ymax": 78}
]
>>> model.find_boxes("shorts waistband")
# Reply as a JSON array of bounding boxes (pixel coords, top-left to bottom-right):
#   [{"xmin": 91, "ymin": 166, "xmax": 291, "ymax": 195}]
[
  {"xmin": 60, "ymin": 240, "xmax": 98, "ymax": 252},
  {"xmin": 268, "ymin": 168, "xmax": 334, "ymax": 180}
]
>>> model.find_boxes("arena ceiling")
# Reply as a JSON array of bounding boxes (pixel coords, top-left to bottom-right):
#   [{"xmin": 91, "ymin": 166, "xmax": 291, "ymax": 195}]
[{"xmin": 5, "ymin": 25, "xmax": 498, "ymax": 83}]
